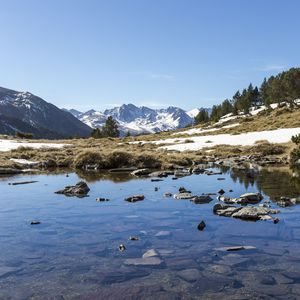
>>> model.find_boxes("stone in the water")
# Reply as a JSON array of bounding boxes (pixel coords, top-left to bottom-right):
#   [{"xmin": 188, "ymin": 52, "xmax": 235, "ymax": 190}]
[
  {"xmin": 30, "ymin": 221, "xmax": 41, "ymax": 225},
  {"xmin": 129, "ymin": 236, "xmax": 139, "ymax": 241},
  {"xmin": 119, "ymin": 244, "xmax": 126, "ymax": 252},
  {"xmin": 164, "ymin": 192, "xmax": 173, "ymax": 197},
  {"xmin": 174, "ymin": 192, "xmax": 194, "ymax": 200},
  {"xmin": 273, "ymin": 218, "xmax": 280, "ymax": 224},
  {"xmin": 191, "ymin": 195, "xmax": 212, "ymax": 204},
  {"xmin": 177, "ymin": 268, "xmax": 201, "ymax": 282},
  {"xmin": 55, "ymin": 181, "xmax": 90, "ymax": 197},
  {"xmin": 124, "ymin": 195, "xmax": 145, "ymax": 203},
  {"xmin": 218, "ymin": 189, "xmax": 225, "ymax": 195},
  {"xmin": 124, "ymin": 257, "xmax": 163, "ymax": 266},
  {"xmin": 131, "ymin": 168, "xmax": 151, "ymax": 176},
  {"xmin": 96, "ymin": 197, "xmax": 110, "ymax": 202},
  {"xmin": 142, "ymin": 249, "xmax": 159, "ymax": 258},
  {"xmin": 154, "ymin": 187, "xmax": 159, "ymax": 191},
  {"xmin": 155, "ymin": 231, "xmax": 171, "ymax": 237},
  {"xmin": 179, "ymin": 187, "xmax": 191, "ymax": 193},
  {"xmin": 231, "ymin": 206, "xmax": 279, "ymax": 221},
  {"xmin": 238, "ymin": 192, "xmax": 263, "ymax": 204},
  {"xmin": 215, "ymin": 245, "xmax": 256, "ymax": 252},
  {"xmin": 151, "ymin": 178, "xmax": 164, "ymax": 182},
  {"xmin": 197, "ymin": 220, "xmax": 206, "ymax": 231}
]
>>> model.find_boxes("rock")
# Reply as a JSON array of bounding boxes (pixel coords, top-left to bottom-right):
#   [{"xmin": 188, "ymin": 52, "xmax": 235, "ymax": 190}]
[
  {"xmin": 197, "ymin": 220, "xmax": 206, "ymax": 231},
  {"xmin": 174, "ymin": 192, "xmax": 194, "ymax": 200},
  {"xmin": 131, "ymin": 168, "xmax": 151, "ymax": 176},
  {"xmin": 155, "ymin": 231, "xmax": 171, "ymax": 237},
  {"xmin": 55, "ymin": 181, "xmax": 90, "ymax": 197},
  {"xmin": 148, "ymin": 171, "xmax": 170, "ymax": 178},
  {"xmin": 217, "ymin": 178, "xmax": 226, "ymax": 180},
  {"xmin": 154, "ymin": 187, "xmax": 159, "ymax": 191},
  {"xmin": 30, "ymin": 221, "xmax": 41, "ymax": 225},
  {"xmin": 231, "ymin": 206, "xmax": 279, "ymax": 221},
  {"xmin": 218, "ymin": 189, "xmax": 225, "ymax": 195},
  {"xmin": 277, "ymin": 196, "xmax": 300, "ymax": 207},
  {"xmin": 192, "ymin": 167, "xmax": 206, "ymax": 174},
  {"xmin": 129, "ymin": 236, "xmax": 139, "ymax": 241},
  {"xmin": 213, "ymin": 203, "xmax": 242, "ymax": 217},
  {"xmin": 214, "ymin": 245, "xmax": 256, "ymax": 252},
  {"xmin": 179, "ymin": 187, "xmax": 191, "ymax": 193},
  {"xmin": 124, "ymin": 257, "xmax": 163, "ymax": 266},
  {"xmin": 142, "ymin": 249, "xmax": 159, "ymax": 258},
  {"xmin": 124, "ymin": 195, "xmax": 145, "ymax": 203},
  {"xmin": 151, "ymin": 179, "xmax": 164, "ymax": 182},
  {"xmin": 84, "ymin": 164, "xmax": 99, "ymax": 171},
  {"xmin": 229, "ymin": 189, "xmax": 233, "ymax": 192},
  {"xmin": 174, "ymin": 169, "xmax": 191, "ymax": 178},
  {"xmin": 109, "ymin": 167, "xmax": 137, "ymax": 173},
  {"xmin": 164, "ymin": 192, "xmax": 173, "ymax": 197},
  {"xmin": 273, "ymin": 218, "xmax": 280, "ymax": 224},
  {"xmin": 0, "ymin": 168, "xmax": 22, "ymax": 175},
  {"xmin": 96, "ymin": 198, "xmax": 110, "ymax": 202},
  {"xmin": 119, "ymin": 244, "xmax": 126, "ymax": 252},
  {"xmin": 191, "ymin": 195, "xmax": 213, "ymax": 204},
  {"xmin": 177, "ymin": 268, "xmax": 201, "ymax": 282},
  {"xmin": 238, "ymin": 192, "xmax": 263, "ymax": 204},
  {"xmin": 9, "ymin": 181, "xmax": 38, "ymax": 186}
]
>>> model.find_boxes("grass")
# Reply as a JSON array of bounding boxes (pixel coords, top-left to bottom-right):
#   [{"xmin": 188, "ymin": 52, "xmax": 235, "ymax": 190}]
[{"xmin": 0, "ymin": 106, "xmax": 299, "ymax": 171}]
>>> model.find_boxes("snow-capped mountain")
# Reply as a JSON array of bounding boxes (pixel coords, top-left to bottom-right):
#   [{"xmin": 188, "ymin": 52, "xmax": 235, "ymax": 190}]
[
  {"xmin": 67, "ymin": 104, "xmax": 196, "ymax": 135},
  {"xmin": 0, "ymin": 87, "xmax": 91, "ymax": 138}
]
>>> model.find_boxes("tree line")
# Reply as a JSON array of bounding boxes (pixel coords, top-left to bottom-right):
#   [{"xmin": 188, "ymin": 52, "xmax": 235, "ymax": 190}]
[{"xmin": 195, "ymin": 67, "xmax": 300, "ymax": 124}]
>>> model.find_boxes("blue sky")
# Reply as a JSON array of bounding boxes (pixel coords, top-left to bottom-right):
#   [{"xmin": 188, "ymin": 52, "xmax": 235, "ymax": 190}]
[{"xmin": 0, "ymin": 0, "xmax": 299, "ymax": 111}]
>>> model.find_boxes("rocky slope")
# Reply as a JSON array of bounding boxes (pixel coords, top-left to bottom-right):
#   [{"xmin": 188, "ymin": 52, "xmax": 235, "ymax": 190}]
[{"xmin": 0, "ymin": 87, "xmax": 91, "ymax": 138}]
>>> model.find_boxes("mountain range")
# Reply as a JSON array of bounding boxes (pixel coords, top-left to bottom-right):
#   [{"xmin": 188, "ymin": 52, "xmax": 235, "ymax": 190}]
[
  {"xmin": 0, "ymin": 85, "xmax": 209, "ymax": 138},
  {"xmin": 0, "ymin": 87, "xmax": 91, "ymax": 138},
  {"xmin": 65, "ymin": 104, "xmax": 203, "ymax": 135}
]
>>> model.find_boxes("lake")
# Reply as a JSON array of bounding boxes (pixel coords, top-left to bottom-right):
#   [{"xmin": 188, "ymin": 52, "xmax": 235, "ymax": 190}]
[{"xmin": 0, "ymin": 166, "xmax": 300, "ymax": 299}]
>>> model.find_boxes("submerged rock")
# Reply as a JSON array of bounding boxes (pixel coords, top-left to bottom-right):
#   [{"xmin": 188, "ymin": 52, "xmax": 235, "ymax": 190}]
[
  {"xmin": 143, "ymin": 249, "xmax": 159, "ymax": 258},
  {"xmin": 191, "ymin": 195, "xmax": 213, "ymax": 204},
  {"xmin": 124, "ymin": 195, "xmax": 145, "ymax": 203},
  {"xmin": 164, "ymin": 192, "xmax": 173, "ymax": 197},
  {"xmin": 55, "ymin": 181, "xmax": 90, "ymax": 197},
  {"xmin": 177, "ymin": 268, "xmax": 201, "ymax": 282},
  {"xmin": 124, "ymin": 257, "xmax": 163, "ymax": 266},
  {"xmin": 30, "ymin": 221, "xmax": 41, "ymax": 225}
]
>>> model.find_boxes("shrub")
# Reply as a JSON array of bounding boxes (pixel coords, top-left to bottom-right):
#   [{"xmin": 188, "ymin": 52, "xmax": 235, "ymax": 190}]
[
  {"xmin": 16, "ymin": 131, "xmax": 34, "ymax": 139},
  {"xmin": 74, "ymin": 151, "xmax": 104, "ymax": 169},
  {"xmin": 292, "ymin": 134, "xmax": 300, "ymax": 145},
  {"xmin": 105, "ymin": 151, "xmax": 133, "ymax": 168},
  {"xmin": 290, "ymin": 148, "xmax": 300, "ymax": 166}
]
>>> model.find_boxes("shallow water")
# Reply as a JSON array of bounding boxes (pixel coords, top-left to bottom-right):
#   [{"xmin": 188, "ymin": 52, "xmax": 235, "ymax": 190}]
[{"xmin": 0, "ymin": 167, "xmax": 300, "ymax": 299}]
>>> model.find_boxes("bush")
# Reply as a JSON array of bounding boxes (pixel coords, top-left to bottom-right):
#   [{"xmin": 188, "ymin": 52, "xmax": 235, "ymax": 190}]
[
  {"xmin": 292, "ymin": 134, "xmax": 300, "ymax": 145},
  {"xmin": 74, "ymin": 151, "xmax": 104, "ymax": 169},
  {"xmin": 16, "ymin": 131, "xmax": 34, "ymax": 139},
  {"xmin": 105, "ymin": 151, "xmax": 133, "ymax": 168},
  {"xmin": 290, "ymin": 148, "xmax": 300, "ymax": 166},
  {"xmin": 249, "ymin": 142, "xmax": 285, "ymax": 156}
]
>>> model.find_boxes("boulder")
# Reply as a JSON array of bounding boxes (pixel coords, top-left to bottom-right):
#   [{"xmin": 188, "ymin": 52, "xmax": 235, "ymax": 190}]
[
  {"xmin": 213, "ymin": 203, "xmax": 242, "ymax": 217},
  {"xmin": 55, "ymin": 181, "xmax": 90, "ymax": 197},
  {"xmin": 238, "ymin": 192, "xmax": 263, "ymax": 204},
  {"xmin": 191, "ymin": 195, "xmax": 213, "ymax": 204},
  {"xmin": 231, "ymin": 206, "xmax": 279, "ymax": 221},
  {"xmin": 174, "ymin": 192, "xmax": 194, "ymax": 200},
  {"xmin": 131, "ymin": 168, "xmax": 151, "ymax": 176},
  {"xmin": 124, "ymin": 195, "xmax": 145, "ymax": 203}
]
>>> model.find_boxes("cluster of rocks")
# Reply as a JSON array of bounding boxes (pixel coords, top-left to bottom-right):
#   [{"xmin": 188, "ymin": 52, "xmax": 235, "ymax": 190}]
[
  {"xmin": 276, "ymin": 196, "xmax": 300, "ymax": 207},
  {"xmin": 213, "ymin": 203, "xmax": 279, "ymax": 221}
]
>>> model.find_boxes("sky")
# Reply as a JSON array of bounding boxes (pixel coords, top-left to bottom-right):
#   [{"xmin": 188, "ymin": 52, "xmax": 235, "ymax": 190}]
[{"xmin": 0, "ymin": 0, "xmax": 299, "ymax": 112}]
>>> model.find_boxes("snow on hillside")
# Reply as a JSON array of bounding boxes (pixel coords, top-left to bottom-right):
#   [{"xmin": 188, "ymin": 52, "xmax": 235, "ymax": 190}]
[
  {"xmin": 0, "ymin": 139, "xmax": 70, "ymax": 152},
  {"xmin": 151, "ymin": 128, "xmax": 300, "ymax": 151}
]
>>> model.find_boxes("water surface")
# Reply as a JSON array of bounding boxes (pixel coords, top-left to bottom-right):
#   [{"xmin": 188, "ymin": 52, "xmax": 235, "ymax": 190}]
[{"xmin": 0, "ymin": 167, "xmax": 300, "ymax": 299}]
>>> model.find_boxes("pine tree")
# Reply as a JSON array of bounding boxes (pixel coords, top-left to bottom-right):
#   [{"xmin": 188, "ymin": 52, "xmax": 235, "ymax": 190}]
[
  {"xmin": 102, "ymin": 116, "xmax": 120, "ymax": 138},
  {"xmin": 195, "ymin": 109, "xmax": 209, "ymax": 124}
]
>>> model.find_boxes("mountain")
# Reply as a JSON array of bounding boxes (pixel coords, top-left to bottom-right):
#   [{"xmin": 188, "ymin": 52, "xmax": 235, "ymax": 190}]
[
  {"xmin": 187, "ymin": 108, "xmax": 212, "ymax": 118},
  {"xmin": 67, "ymin": 104, "xmax": 195, "ymax": 135},
  {"xmin": 0, "ymin": 87, "xmax": 91, "ymax": 138}
]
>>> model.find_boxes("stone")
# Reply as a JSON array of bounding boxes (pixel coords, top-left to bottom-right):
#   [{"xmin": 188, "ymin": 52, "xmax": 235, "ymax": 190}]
[
  {"xmin": 231, "ymin": 206, "xmax": 279, "ymax": 221},
  {"xmin": 177, "ymin": 268, "xmax": 201, "ymax": 282},
  {"xmin": 124, "ymin": 257, "xmax": 163, "ymax": 266},
  {"xmin": 30, "ymin": 221, "xmax": 41, "ymax": 225},
  {"xmin": 118, "ymin": 244, "xmax": 126, "ymax": 252},
  {"xmin": 155, "ymin": 231, "xmax": 171, "ymax": 237},
  {"xmin": 213, "ymin": 203, "xmax": 242, "ymax": 217},
  {"xmin": 131, "ymin": 168, "xmax": 151, "ymax": 176},
  {"xmin": 214, "ymin": 245, "xmax": 256, "ymax": 252},
  {"xmin": 238, "ymin": 192, "xmax": 263, "ymax": 204},
  {"xmin": 191, "ymin": 195, "xmax": 213, "ymax": 204},
  {"xmin": 142, "ymin": 249, "xmax": 159, "ymax": 258},
  {"xmin": 197, "ymin": 220, "xmax": 206, "ymax": 231},
  {"xmin": 174, "ymin": 192, "xmax": 194, "ymax": 200},
  {"xmin": 164, "ymin": 192, "xmax": 173, "ymax": 197},
  {"xmin": 124, "ymin": 195, "xmax": 145, "ymax": 203},
  {"xmin": 129, "ymin": 236, "xmax": 139, "ymax": 241},
  {"xmin": 55, "ymin": 181, "xmax": 90, "ymax": 197},
  {"xmin": 218, "ymin": 189, "xmax": 225, "ymax": 195},
  {"xmin": 96, "ymin": 197, "xmax": 110, "ymax": 202}
]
